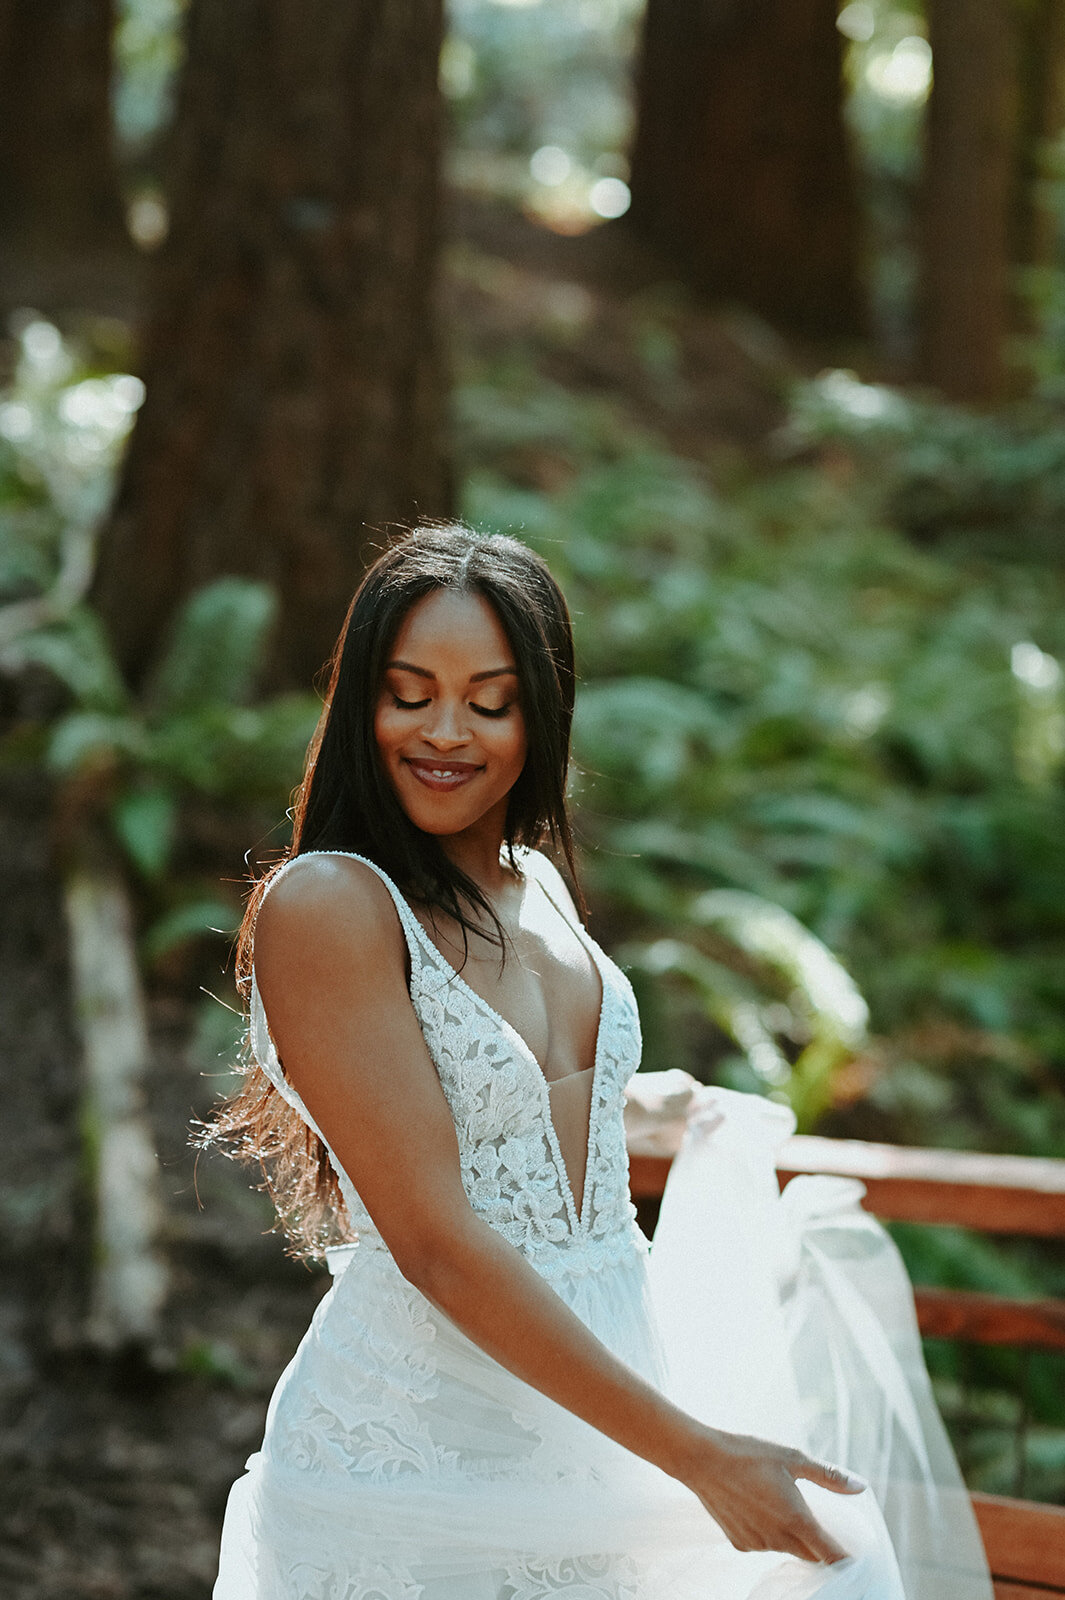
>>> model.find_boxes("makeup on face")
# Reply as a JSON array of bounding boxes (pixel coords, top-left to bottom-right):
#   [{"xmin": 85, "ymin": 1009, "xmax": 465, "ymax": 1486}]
[{"xmin": 373, "ymin": 589, "xmax": 527, "ymax": 840}]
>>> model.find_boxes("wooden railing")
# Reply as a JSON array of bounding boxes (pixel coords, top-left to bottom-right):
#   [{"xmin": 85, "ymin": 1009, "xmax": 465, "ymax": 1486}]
[{"xmin": 626, "ymin": 1123, "xmax": 1065, "ymax": 1598}]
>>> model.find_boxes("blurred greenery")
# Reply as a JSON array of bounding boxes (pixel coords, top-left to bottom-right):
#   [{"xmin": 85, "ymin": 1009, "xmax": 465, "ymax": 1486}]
[
  {"xmin": 459, "ymin": 350, "xmax": 1065, "ymax": 1147},
  {"xmin": 0, "ymin": 320, "xmax": 319, "ymax": 964}
]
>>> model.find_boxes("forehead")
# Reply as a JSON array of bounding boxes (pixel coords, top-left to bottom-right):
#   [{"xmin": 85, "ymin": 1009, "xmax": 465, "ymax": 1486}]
[{"xmin": 388, "ymin": 587, "xmax": 514, "ymax": 669}]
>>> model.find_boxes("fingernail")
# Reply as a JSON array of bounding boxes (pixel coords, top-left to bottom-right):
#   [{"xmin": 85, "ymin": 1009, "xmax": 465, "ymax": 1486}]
[{"xmin": 843, "ymin": 1471, "xmax": 867, "ymax": 1491}]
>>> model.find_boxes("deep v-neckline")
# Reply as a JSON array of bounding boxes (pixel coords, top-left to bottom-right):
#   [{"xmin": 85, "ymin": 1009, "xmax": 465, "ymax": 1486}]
[
  {"xmin": 267, "ymin": 849, "xmax": 610, "ymax": 1234},
  {"xmin": 405, "ymin": 867, "xmax": 608, "ymax": 1234}
]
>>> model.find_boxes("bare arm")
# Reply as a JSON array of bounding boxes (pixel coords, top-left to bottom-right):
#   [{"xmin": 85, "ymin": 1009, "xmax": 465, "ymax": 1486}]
[{"xmin": 254, "ymin": 856, "xmax": 861, "ymax": 1564}]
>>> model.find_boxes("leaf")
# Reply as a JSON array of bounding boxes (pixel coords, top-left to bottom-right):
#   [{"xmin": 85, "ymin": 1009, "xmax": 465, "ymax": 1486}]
[
  {"xmin": 620, "ymin": 937, "xmax": 792, "ymax": 1088},
  {"xmin": 147, "ymin": 577, "xmax": 278, "ymax": 715},
  {"xmin": 111, "ymin": 786, "xmax": 178, "ymax": 879},
  {"xmin": 604, "ymin": 819, "xmax": 796, "ymax": 906},
  {"xmin": 142, "ymin": 899, "xmax": 238, "ymax": 963},
  {"xmin": 47, "ymin": 711, "xmax": 144, "ymax": 774},
  {"xmin": 8, "ymin": 607, "xmax": 129, "ymax": 713},
  {"xmin": 690, "ymin": 889, "xmax": 869, "ymax": 1046},
  {"xmin": 147, "ymin": 694, "xmax": 319, "ymax": 799},
  {"xmin": 574, "ymin": 678, "xmax": 726, "ymax": 789}
]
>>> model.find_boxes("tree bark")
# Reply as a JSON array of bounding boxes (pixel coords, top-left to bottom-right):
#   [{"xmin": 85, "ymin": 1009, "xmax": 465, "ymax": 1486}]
[
  {"xmin": 1013, "ymin": 0, "xmax": 1065, "ymax": 275},
  {"xmin": 627, "ymin": 0, "xmax": 865, "ymax": 337},
  {"xmin": 94, "ymin": 0, "xmax": 449, "ymax": 693},
  {"xmin": 918, "ymin": 0, "xmax": 1018, "ymax": 401},
  {"xmin": 0, "ymin": 0, "xmax": 129, "ymax": 260}
]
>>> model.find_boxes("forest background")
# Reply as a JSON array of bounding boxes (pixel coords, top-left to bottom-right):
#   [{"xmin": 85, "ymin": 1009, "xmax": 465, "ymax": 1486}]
[{"xmin": 2, "ymin": 0, "xmax": 1065, "ymax": 1594}]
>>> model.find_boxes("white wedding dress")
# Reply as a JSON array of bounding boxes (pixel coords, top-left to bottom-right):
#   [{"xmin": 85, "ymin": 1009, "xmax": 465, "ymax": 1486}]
[{"xmin": 213, "ymin": 849, "xmax": 992, "ymax": 1600}]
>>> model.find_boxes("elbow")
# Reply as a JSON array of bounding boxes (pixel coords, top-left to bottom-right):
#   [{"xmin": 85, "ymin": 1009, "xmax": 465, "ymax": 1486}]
[{"xmin": 390, "ymin": 1218, "xmax": 478, "ymax": 1306}]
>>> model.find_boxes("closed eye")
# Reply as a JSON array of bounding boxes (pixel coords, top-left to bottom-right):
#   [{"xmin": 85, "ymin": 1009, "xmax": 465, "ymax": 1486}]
[
  {"xmin": 392, "ymin": 695, "xmax": 430, "ymax": 710},
  {"xmin": 471, "ymin": 702, "xmax": 513, "ymax": 719}
]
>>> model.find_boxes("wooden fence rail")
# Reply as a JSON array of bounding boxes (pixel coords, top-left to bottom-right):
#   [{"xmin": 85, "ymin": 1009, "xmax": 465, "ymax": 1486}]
[{"xmin": 626, "ymin": 1119, "xmax": 1065, "ymax": 1598}]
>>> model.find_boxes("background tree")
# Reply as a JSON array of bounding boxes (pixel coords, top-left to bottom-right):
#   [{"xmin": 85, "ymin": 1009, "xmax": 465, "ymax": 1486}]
[
  {"xmin": 0, "ymin": 0, "xmax": 132, "ymax": 305},
  {"xmin": 626, "ymin": 0, "xmax": 865, "ymax": 337},
  {"xmin": 918, "ymin": 0, "xmax": 1018, "ymax": 401},
  {"xmin": 1013, "ymin": 0, "xmax": 1065, "ymax": 281},
  {"xmin": 94, "ymin": 0, "xmax": 449, "ymax": 693}
]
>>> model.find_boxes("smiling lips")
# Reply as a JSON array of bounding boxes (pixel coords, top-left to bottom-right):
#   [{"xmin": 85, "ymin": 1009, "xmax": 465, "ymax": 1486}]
[{"xmin": 404, "ymin": 757, "xmax": 484, "ymax": 792}]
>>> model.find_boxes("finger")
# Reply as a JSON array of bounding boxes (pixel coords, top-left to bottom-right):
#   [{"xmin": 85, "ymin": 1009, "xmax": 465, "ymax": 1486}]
[
  {"xmin": 788, "ymin": 1454, "xmax": 867, "ymax": 1495},
  {"xmin": 791, "ymin": 1523, "xmax": 849, "ymax": 1565},
  {"xmin": 810, "ymin": 1535, "xmax": 851, "ymax": 1565},
  {"xmin": 774, "ymin": 1523, "xmax": 847, "ymax": 1565},
  {"xmin": 775, "ymin": 1479, "xmax": 851, "ymax": 1565}
]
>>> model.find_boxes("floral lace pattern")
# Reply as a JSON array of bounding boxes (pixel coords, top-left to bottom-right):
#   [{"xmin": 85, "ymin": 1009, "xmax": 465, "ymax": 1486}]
[
  {"xmin": 269, "ymin": 1268, "xmax": 461, "ymax": 1485},
  {"xmin": 249, "ymin": 848, "xmax": 643, "ymax": 1285},
  {"xmin": 500, "ymin": 1555, "xmax": 642, "ymax": 1600},
  {"xmin": 259, "ymin": 1553, "xmax": 424, "ymax": 1600}
]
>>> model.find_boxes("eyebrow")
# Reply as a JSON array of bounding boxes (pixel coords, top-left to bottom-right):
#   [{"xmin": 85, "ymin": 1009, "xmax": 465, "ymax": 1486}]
[{"xmin": 386, "ymin": 660, "xmax": 518, "ymax": 683}]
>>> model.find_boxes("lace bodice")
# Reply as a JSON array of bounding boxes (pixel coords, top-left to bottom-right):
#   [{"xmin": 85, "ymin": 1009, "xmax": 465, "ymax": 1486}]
[{"xmin": 249, "ymin": 849, "xmax": 643, "ymax": 1284}]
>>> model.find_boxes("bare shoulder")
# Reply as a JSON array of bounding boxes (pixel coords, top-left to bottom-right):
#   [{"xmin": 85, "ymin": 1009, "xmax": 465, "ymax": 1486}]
[
  {"xmin": 254, "ymin": 853, "xmax": 406, "ymax": 978},
  {"xmin": 523, "ymin": 848, "xmax": 583, "ymax": 924}
]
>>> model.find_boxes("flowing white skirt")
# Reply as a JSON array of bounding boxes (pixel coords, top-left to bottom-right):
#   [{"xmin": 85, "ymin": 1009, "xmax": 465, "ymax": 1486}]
[{"xmin": 213, "ymin": 1090, "xmax": 991, "ymax": 1599}]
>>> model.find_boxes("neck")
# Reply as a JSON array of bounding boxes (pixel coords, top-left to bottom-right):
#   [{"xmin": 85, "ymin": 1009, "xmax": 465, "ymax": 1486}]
[{"xmin": 437, "ymin": 808, "xmax": 517, "ymax": 901}]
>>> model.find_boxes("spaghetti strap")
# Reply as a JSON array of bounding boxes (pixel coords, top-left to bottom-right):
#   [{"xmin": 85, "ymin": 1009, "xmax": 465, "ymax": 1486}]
[{"xmin": 248, "ymin": 850, "xmax": 431, "ymax": 1146}]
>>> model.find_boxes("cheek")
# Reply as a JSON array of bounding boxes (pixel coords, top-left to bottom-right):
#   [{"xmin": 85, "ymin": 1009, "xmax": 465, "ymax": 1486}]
[
  {"xmin": 478, "ymin": 718, "xmax": 525, "ymax": 778},
  {"xmin": 373, "ymin": 700, "xmax": 401, "ymax": 757},
  {"xmin": 504, "ymin": 714, "xmax": 529, "ymax": 774}
]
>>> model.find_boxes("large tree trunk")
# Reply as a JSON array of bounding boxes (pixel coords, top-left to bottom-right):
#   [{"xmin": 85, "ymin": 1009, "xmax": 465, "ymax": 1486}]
[
  {"xmin": 1013, "ymin": 0, "xmax": 1065, "ymax": 277},
  {"xmin": 94, "ymin": 0, "xmax": 449, "ymax": 693},
  {"xmin": 0, "ymin": 0, "xmax": 131, "ymax": 300},
  {"xmin": 627, "ymin": 0, "xmax": 865, "ymax": 337},
  {"xmin": 918, "ymin": 0, "xmax": 1018, "ymax": 401}
]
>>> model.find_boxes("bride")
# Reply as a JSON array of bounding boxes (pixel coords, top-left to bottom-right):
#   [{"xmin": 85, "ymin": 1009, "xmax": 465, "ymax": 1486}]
[{"xmin": 204, "ymin": 525, "xmax": 991, "ymax": 1599}]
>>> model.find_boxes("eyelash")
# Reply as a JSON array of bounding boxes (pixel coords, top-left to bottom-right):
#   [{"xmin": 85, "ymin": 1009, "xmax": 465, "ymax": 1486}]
[{"xmin": 391, "ymin": 695, "xmax": 513, "ymax": 719}]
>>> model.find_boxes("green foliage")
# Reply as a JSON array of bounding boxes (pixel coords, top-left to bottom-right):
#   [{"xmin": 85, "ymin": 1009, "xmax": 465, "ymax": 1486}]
[
  {"xmin": 147, "ymin": 577, "xmax": 278, "ymax": 715},
  {"xmin": 789, "ymin": 367, "xmax": 1065, "ymax": 557},
  {"xmin": 31, "ymin": 581, "xmax": 319, "ymax": 880},
  {"xmin": 111, "ymin": 785, "xmax": 178, "ymax": 879},
  {"xmin": 457, "ymin": 331, "xmax": 1065, "ymax": 1164},
  {"xmin": 13, "ymin": 608, "xmax": 130, "ymax": 712},
  {"xmin": 177, "ymin": 1337, "xmax": 256, "ymax": 1390},
  {"xmin": 0, "ymin": 322, "xmax": 318, "ymax": 953},
  {"xmin": 141, "ymin": 898, "xmax": 238, "ymax": 963}
]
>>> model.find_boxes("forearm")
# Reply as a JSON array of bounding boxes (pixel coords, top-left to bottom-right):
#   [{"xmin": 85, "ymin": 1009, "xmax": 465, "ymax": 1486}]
[{"xmin": 409, "ymin": 1216, "xmax": 706, "ymax": 1483}]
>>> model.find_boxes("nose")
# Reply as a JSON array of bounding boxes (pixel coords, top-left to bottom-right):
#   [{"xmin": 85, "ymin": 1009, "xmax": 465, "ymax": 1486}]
[{"xmin": 421, "ymin": 700, "xmax": 471, "ymax": 749}]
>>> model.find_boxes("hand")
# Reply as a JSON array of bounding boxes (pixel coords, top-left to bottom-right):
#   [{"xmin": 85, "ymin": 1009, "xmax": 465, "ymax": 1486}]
[{"xmin": 682, "ymin": 1428, "xmax": 866, "ymax": 1564}]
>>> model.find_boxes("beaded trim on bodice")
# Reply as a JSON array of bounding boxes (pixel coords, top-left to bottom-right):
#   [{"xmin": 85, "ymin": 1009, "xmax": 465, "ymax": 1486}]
[{"xmin": 248, "ymin": 849, "xmax": 643, "ymax": 1283}]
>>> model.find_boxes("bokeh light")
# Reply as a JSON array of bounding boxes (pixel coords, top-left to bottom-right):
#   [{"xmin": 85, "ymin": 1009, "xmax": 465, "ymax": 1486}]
[
  {"xmin": 865, "ymin": 36, "xmax": 932, "ymax": 105},
  {"xmin": 588, "ymin": 176, "xmax": 630, "ymax": 219},
  {"xmin": 529, "ymin": 145, "xmax": 572, "ymax": 186},
  {"xmin": 837, "ymin": 2, "xmax": 875, "ymax": 43}
]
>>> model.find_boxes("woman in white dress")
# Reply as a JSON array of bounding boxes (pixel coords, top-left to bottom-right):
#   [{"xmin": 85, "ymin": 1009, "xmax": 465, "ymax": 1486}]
[{"xmin": 205, "ymin": 526, "xmax": 992, "ymax": 1600}]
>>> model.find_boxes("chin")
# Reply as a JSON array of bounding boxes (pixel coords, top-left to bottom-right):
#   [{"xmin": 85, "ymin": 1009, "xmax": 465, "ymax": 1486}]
[{"xmin": 391, "ymin": 772, "xmax": 510, "ymax": 842}]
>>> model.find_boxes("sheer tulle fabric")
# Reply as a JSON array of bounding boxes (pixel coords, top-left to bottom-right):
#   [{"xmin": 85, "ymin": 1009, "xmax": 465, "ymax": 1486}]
[
  {"xmin": 212, "ymin": 852, "xmax": 989, "ymax": 1598},
  {"xmin": 648, "ymin": 1089, "xmax": 992, "ymax": 1600}
]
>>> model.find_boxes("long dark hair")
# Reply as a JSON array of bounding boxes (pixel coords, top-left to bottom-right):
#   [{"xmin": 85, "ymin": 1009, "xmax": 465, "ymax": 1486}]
[{"xmin": 199, "ymin": 524, "xmax": 583, "ymax": 1256}]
